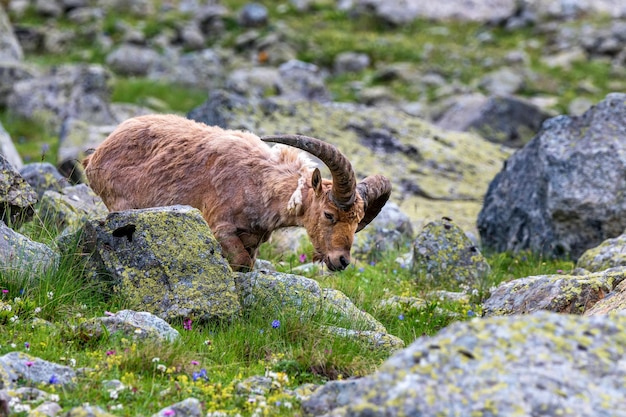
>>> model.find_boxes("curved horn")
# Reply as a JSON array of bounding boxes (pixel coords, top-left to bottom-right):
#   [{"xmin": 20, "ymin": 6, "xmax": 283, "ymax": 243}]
[
  {"xmin": 356, "ymin": 175, "xmax": 392, "ymax": 232},
  {"xmin": 261, "ymin": 134, "xmax": 357, "ymax": 210}
]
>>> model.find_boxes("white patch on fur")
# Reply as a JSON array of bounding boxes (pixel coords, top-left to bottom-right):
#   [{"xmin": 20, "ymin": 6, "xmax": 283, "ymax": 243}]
[{"xmin": 287, "ymin": 176, "xmax": 306, "ymax": 215}]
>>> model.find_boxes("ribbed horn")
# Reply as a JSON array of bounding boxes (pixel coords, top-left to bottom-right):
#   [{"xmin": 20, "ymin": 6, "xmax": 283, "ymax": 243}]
[
  {"xmin": 356, "ymin": 175, "xmax": 392, "ymax": 232},
  {"xmin": 261, "ymin": 134, "xmax": 357, "ymax": 210}
]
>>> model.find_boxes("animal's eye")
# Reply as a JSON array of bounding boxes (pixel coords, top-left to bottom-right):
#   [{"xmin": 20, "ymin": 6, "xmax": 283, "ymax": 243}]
[{"xmin": 324, "ymin": 212, "xmax": 335, "ymax": 222}]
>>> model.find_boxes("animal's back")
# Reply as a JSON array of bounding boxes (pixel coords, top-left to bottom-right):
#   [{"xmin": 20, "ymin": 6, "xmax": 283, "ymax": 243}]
[{"xmin": 84, "ymin": 114, "xmax": 272, "ymax": 212}]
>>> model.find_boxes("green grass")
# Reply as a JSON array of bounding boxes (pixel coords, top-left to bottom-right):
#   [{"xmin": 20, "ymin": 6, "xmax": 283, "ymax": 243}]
[{"xmin": 0, "ymin": 212, "xmax": 575, "ymax": 415}]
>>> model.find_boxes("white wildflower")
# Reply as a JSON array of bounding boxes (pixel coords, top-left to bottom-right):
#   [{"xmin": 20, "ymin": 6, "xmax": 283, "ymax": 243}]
[
  {"xmin": 34, "ymin": 307, "xmax": 41, "ymax": 314},
  {"xmin": 13, "ymin": 297, "xmax": 21, "ymax": 303},
  {"xmin": 13, "ymin": 404, "xmax": 31, "ymax": 413},
  {"xmin": 69, "ymin": 358, "xmax": 76, "ymax": 367},
  {"xmin": 157, "ymin": 364, "xmax": 167, "ymax": 372},
  {"xmin": 47, "ymin": 291, "xmax": 54, "ymax": 300},
  {"xmin": 152, "ymin": 357, "xmax": 160, "ymax": 363}
]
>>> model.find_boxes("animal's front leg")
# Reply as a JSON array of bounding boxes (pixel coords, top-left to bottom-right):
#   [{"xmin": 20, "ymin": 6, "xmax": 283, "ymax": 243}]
[{"xmin": 214, "ymin": 230, "xmax": 254, "ymax": 272}]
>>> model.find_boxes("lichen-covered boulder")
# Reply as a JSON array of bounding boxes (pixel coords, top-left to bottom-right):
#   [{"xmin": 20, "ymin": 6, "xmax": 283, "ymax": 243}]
[
  {"xmin": 302, "ymin": 311, "xmax": 626, "ymax": 417},
  {"xmin": 478, "ymin": 93, "xmax": 626, "ymax": 260},
  {"xmin": 0, "ymin": 153, "xmax": 37, "ymax": 227},
  {"xmin": 77, "ymin": 310, "xmax": 180, "ymax": 343},
  {"xmin": 236, "ymin": 270, "xmax": 400, "ymax": 349},
  {"xmin": 584, "ymin": 275, "xmax": 626, "ymax": 315},
  {"xmin": 82, "ymin": 205, "xmax": 241, "ymax": 322},
  {"xmin": 19, "ymin": 162, "xmax": 69, "ymax": 198},
  {"xmin": 38, "ymin": 183, "xmax": 108, "ymax": 231},
  {"xmin": 0, "ymin": 352, "xmax": 75, "ymax": 389},
  {"xmin": 237, "ymin": 270, "xmax": 384, "ymax": 331},
  {"xmin": 0, "ymin": 221, "xmax": 58, "ymax": 275},
  {"xmin": 576, "ymin": 233, "xmax": 626, "ymax": 273},
  {"xmin": 482, "ymin": 268, "xmax": 626, "ymax": 316},
  {"xmin": 412, "ymin": 217, "xmax": 490, "ymax": 291}
]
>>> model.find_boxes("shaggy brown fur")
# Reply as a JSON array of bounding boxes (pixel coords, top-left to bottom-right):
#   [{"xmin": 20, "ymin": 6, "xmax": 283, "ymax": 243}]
[{"xmin": 84, "ymin": 114, "xmax": 390, "ymax": 272}]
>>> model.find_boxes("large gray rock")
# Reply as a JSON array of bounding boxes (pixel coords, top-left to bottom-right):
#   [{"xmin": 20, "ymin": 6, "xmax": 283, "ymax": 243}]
[
  {"xmin": 106, "ymin": 43, "xmax": 161, "ymax": 76},
  {"xmin": 0, "ymin": 61, "xmax": 34, "ymax": 107},
  {"xmin": 0, "ymin": 221, "xmax": 58, "ymax": 275},
  {"xmin": 482, "ymin": 268, "xmax": 626, "ymax": 316},
  {"xmin": 303, "ymin": 311, "xmax": 626, "ymax": 417},
  {"xmin": 236, "ymin": 270, "xmax": 403, "ymax": 350},
  {"xmin": 435, "ymin": 94, "xmax": 552, "ymax": 148},
  {"xmin": 577, "ymin": 233, "xmax": 626, "ymax": 273},
  {"xmin": 81, "ymin": 205, "xmax": 241, "ymax": 322},
  {"xmin": 0, "ymin": 352, "xmax": 75, "ymax": 389},
  {"xmin": 478, "ymin": 93, "xmax": 626, "ymax": 260},
  {"xmin": 148, "ymin": 48, "xmax": 224, "ymax": 89},
  {"xmin": 78, "ymin": 310, "xmax": 180, "ymax": 343},
  {"xmin": 412, "ymin": 218, "xmax": 490, "ymax": 292},
  {"xmin": 0, "ymin": 5, "xmax": 23, "ymax": 62},
  {"xmin": 0, "ymin": 153, "xmax": 37, "ymax": 227},
  {"xmin": 39, "ymin": 183, "xmax": 108, "ymax": 231},
  {"xmin": 19, "ymin": 162, "xmax": 69, "ymax": 198},
  {"xmin": 0, "ymin": 122, "xmax": 23, "ymax": 170},
  {"xmin": 7, "ymin": 64, "xmax": 116, "ymax": 131}
]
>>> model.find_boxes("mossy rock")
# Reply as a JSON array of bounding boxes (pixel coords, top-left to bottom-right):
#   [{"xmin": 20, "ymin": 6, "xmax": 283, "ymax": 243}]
[{"xmin": 82, "ymin": 205, "xmax": 241, "ymax": 322}]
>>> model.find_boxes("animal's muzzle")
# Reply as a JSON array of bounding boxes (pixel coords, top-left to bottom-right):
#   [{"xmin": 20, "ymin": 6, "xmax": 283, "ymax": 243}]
[{"xmin": 326, "ymin": 254, "xmax": 351, "ymax": 271}]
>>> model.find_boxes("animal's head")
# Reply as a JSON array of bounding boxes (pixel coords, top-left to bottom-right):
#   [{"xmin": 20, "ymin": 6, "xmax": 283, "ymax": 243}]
[{"xmin": 262, "ymin": 134, "xmax": 391, "ymax": 271}]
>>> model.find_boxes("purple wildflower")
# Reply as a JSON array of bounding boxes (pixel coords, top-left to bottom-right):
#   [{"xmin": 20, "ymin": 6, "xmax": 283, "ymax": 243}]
[
  {"xmin": 163, "ymin": 409, "xmax": 175, "ymax": 417},
  {"xmin": 25, "ymin": 361, "xmax": 34, "ymax": 367},
  {"xmin": 49, "ymin": 374, "xmax": 59, "ymax": 384},
  {"xmin": 299, "ymin": 253, "xmax": 307, "ymax": 263},
  {"xmin": 398, "ymin": 314, "xmax": 404, "ymax": 320},
  {"xmin": 271, "ymin": 319, "xmax": 280, "ymax": 329},
  {"xmin": 183, "ymin": 318, "xmax": 192, "ymax": 331},
  {"xmin": 192, "ymin": 368, "xmax": 209, "ymax": 382},
  {"xmin": 24, "ymin": 342, "xmax": 30, "ymax": 350},
  {"xmin": 106, "ymin": 350, "xmax": 116, "ymax": 356}
]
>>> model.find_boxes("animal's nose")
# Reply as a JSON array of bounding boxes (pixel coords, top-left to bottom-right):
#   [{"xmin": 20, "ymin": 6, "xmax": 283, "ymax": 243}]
[{"xmin": 339, "ymin": 255, "xmax": 350, "ymax": 269}]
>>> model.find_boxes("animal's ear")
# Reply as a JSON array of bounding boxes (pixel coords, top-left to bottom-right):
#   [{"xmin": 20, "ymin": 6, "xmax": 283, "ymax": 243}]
[{"xmin": 312, "ymin": 168, "xmax": 323, "ymax": 196}]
